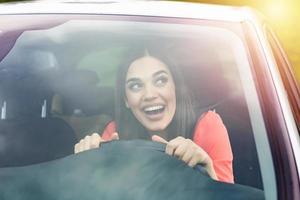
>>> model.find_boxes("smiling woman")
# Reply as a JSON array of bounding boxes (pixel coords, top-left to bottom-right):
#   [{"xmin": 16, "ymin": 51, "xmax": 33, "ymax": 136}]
[
  {"xmin": 115, "ymin": 47, "xmax": 192, "ymax": 141},
  {"xmin": 75, "ymin": 46, "xmax": 234, "ymax": 183},
  {"xmin": 125, "ymin": 56, "xmax": 176, "ymax": 133}
]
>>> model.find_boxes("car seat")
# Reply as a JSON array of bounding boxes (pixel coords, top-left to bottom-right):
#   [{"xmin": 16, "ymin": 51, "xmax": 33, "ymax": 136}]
[
  {"xmin": 50, "ymin": 69, "xmax": 114, "ymax": 140},
  {"xmin": 0, "ymin": 117, "xmax": 77, "ymax": 167},
  {"xmin": 0, "ymin": 70, "xmax": 77, "ymax": 167}
]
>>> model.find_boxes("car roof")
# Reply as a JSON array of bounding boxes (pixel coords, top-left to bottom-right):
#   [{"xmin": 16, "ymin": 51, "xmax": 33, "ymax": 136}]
[{"xmin": 0, "ymin": 0, "xmax": 262, "ymax": 23}]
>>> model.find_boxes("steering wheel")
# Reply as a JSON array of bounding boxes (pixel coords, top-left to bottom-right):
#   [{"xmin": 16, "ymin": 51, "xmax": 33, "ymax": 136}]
[
  {"xmin": 0, "ymin": 140, "xmax": 264, "ymax": 200},
  {"xmin": 101, "ymin": 139, "xmax": 209, "ymax": 176}
]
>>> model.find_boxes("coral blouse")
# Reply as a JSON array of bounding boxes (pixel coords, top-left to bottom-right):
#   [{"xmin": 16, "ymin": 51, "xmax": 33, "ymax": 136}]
[{"xmin": 101, "ymin": 111, "xmax": 234, "ymax": 183}]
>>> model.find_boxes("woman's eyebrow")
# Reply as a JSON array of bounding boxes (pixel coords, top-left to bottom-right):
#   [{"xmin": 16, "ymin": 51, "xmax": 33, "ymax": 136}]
[
  {"xmin": 126, "ymin": 77, "xmax": 140, "ymax": 84},
  {"xmin": 152, "ymin": 70, "xmax": 168, "ymax": 77}
]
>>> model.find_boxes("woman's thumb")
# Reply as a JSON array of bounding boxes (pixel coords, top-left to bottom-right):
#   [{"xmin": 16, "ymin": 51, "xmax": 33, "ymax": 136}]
[{"xmin": 152, "ymin": 135, "xmax": 168, "ymax": 144}]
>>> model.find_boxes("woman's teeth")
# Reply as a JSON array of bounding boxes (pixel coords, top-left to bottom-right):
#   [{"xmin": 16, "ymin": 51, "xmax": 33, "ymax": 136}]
[
  {"xmin": 143, "ymin": 105, "xmax": 165, "ymax": 114},
  {"xmin": 144, "ymin": 105, "xmax": 164, "ymax": 112}
]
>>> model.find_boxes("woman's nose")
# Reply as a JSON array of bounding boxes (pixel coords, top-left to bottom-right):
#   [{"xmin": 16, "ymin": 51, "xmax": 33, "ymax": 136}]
[{"xmin": 143, "ymin": 84, "xmax": 157, "ymax": 101}]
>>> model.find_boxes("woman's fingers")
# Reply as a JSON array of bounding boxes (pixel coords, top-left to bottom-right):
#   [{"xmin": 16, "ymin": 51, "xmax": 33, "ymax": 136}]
[
  {"xmin": 166, "ymin": 136, "xmax": 185, "ymax": 156},
  {"xmin": 173, "ymin": 139, "xmax": 189, "ymax": 159},
  {"xmin": 151, "ymin": 135, "xmax": 168, "ymax": 144},
  {"xmin": 74, "ymin": 133, "xmax": 104, "ymax": 154},
  {"xmin": 152, "ymin": 135, "xmax": 179, "ymax": 156},
  {"xmin": 74, "ymin": 132, "xmax": 120, "ymax": 154},
  {"xmin": 188, "ymin": 150, "xmax": 217, "ymax": 180},
  {"xmin": 181, "ymin": 145, "xmax": 194, "ymax": 164},
  {"xmin": 152, "ymin": 135, "xmax": 187, "ymax": 157},
  {"xmin": 187, "ymin": 151, "xmax": 208, "ymax": 168},
  {"xmin": 78, "ymin": 139, "xmax": 85, "ymax": 153},
  {"xmin": 152, "ymin": 136, "xmax": 208, "ymax": 166},
  {"xmin": 90, "ymin": 133, "xmax": 102, "ymax": 148},
  {"xmin": 83, "ymin": 135, "xmax": 91, "ymax": 151},
  {"xmin": 162, "ymin": 137, "xmax": 212, "ymax": 168},
  {"xmin": 74, "ymin": 143, "xmax": 80, "ymax": 154},
  {"xmin": 188, "ymin": 154, "xmax": 200, "ymax": 167},
  {"xmin": 152, "ymin": 135, "xmax": 217, "ymax": 180}
]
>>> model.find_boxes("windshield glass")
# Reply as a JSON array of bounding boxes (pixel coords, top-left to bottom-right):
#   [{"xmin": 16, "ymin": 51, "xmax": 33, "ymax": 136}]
[{"xmin": 0, "ymin": 15, "xmax": 275, "ymax": 199}]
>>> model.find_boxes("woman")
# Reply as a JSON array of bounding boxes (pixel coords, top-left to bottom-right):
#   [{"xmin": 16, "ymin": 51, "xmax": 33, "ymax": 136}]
[{"xmin": 74, "ymin": 47, "xmax": 234, "ymax": 183}]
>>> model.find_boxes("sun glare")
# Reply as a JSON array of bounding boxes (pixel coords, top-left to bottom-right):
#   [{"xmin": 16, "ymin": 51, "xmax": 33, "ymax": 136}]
[{"xmin": 265, "ymin": 1, "xmax": 288, "ymax": 22}]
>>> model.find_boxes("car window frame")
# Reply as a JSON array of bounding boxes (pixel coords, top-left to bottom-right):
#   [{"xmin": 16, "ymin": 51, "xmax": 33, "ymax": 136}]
[
  {"xmin": 264, "ymin": 25, "xmax": 300, "ymax": 130},
  {"xmin": 1, "ymin": 13, "xmax": 296, "ymax": 199},
  {"xmin": 242, "ymin": 20, "xmax": 300, "ymax": 200}
]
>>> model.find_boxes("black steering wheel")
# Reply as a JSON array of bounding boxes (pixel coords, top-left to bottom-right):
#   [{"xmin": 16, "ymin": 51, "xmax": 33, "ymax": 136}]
[
  {"xmin": 101, "ymin": 139, "xmax": 209, "ymax": 175},
  {"xmin": 0, "ymin": 140, "xmax": 264, "ymax": 200}
]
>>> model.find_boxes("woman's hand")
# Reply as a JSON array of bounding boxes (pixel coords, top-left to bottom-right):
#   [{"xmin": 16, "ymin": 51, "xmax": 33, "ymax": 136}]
[
  {"xmin": 74, "ymin": 132, "xmax": 119, "ymax": 154},
  {"xmin": 152, "ymin": 135, "xmax": 218, "ymax": 180}
]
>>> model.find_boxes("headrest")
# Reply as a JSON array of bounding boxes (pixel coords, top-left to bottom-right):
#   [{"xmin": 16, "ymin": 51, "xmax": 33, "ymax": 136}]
[
  {"xmin": 0, "ymin": 70, "xmax": 53, "ymax": 119},
  {"xmin": 51, "ymin": 70, "xmax": 114, "ymax": 117}
]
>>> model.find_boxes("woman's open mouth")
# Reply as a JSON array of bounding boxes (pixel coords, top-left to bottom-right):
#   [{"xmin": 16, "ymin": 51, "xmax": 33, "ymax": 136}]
[{"xmin": 142, "ymin": 105, "xmax": 165, "ymax": 119}]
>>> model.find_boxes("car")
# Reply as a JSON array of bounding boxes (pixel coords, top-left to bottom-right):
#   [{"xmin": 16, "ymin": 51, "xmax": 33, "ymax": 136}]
[{"xmin": 0, "ymin": 0, "xmax": 299, "ymax": 199}]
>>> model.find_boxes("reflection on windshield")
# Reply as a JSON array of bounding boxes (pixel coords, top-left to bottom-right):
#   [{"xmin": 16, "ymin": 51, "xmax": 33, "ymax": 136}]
[{"xmin": 0, "ymin": 18, "xmax": 272, "ymax": 195}]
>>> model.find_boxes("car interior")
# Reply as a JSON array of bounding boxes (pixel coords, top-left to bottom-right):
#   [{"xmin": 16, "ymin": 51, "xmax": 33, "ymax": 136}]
[{"xmin": 0, "ymin": 19, "xmax": 264, "ymax": 191}]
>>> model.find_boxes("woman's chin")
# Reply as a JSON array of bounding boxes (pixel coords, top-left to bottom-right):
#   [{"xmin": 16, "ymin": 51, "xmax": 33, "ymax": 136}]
[{"xmin": 144, "ymin": 124, "xmax": 168, "ymax": 133}]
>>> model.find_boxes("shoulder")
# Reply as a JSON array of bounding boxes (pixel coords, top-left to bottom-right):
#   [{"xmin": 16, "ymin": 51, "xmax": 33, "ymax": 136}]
[
  {"xmin": 193, "ymin": 110, "xmax": 228, "ymax": 146},
  {"xmin": 193, "ymin": 111, "xmax": 234, "ymax": 183},
  {"xmin": 102, "ymin": 121, "xmax": 116, "ymax": 140},
  {"xmin": 196, "ymin": 110, "xmax": 224, "ymax": 129},
  {"xmin": 105, "ymin": 121, "xmax": 116, "ymax": 130}
]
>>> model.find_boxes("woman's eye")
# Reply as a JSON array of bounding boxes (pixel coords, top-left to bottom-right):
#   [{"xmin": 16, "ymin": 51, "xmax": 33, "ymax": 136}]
[
  {"xmin": 128, "ymin": 82, "xmax": 142, "ymax": 91},
  {"xmin": 155, "ymin": 76, "xmax": 168, "ymax": 86}
]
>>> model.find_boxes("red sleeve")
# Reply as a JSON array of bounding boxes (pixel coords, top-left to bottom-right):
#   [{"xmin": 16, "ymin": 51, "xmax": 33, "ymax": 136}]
[
  {"xmin": 193, "ymin": 111, "xmax": 234, "ymax": 183},
  {"xmin": 101, "ymin": 121, "xmax": 116, "ymax": 140}
]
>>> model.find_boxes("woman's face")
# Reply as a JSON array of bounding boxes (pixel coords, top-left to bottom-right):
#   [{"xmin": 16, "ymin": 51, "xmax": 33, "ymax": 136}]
[{"xmin": 125, "ymin": 56, "xmax": 176, "ymax": 132}]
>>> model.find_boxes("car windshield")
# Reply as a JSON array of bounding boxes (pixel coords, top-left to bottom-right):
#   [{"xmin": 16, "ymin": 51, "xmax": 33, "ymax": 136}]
[{"xmin": 0, "ymin": 15, "xmax": 275, "ymax": 199}]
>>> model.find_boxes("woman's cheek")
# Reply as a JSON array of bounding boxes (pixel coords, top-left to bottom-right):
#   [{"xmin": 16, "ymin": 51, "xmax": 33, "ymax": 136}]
[{"xmin": 126, "ymin": 91, "xmax": 142, "ymax": 108}]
